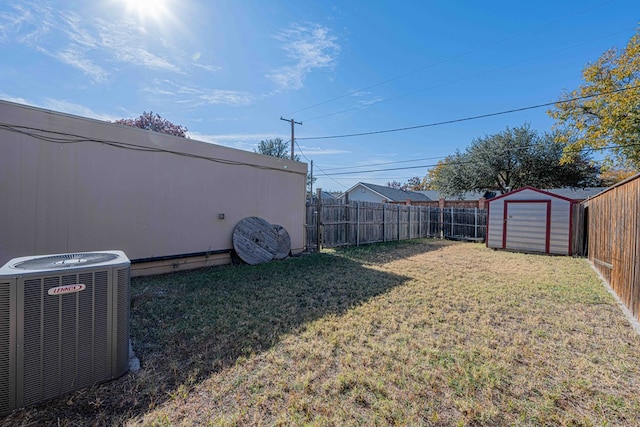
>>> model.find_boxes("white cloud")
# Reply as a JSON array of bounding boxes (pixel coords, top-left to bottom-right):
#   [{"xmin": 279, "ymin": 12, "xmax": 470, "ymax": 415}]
[
  {"xmin": 297, "ymin": 146, "xmax": 350, "ymax": 156},
  {"xmin": 188, "ymin": 131, "xmax": 281, "ymax": 151},
  {"xmin": 352, "ymin": 91, "xmax": 385, "ymax": 108},
  {"xmin": 0, "ymin": 94, "xmax": 119, "ymax": 121},
  {"xmin": 59, "ymin": 10, "xmax": 98, "ymax": 48},
  {"xmin": 41, "ymin": 98, "xmax": 120, "ymax": 121},
  {"xmin": 0, "ymin": 94, "xmax": 31, "ymax": 105},
  {"xmin": 0, "ymin": 3, "xmax": 184, "ymax": 82},
  {"xmin": 192, "ymin": 62, "xmax": 222, "ymax": 73},
  {"xmin": 267, "ymin": 23, "xmax": 339, "ymax": 90},
  {"xmin": 0, "ymin": 3, "xmax": 53, "ymax": 44},
  {"xmin": 45, "ymin": 46, "xmax": 108, "ymax": 83},
  {"xmin": 94, "ymin": 17, "xmax": 183, "ymax": 73},
  {"xmin": 197, "ymin": 89, "xmax": 258, "ymax": 106},
  {"xmin": 147, "ymin": 79, "xmax": 259, "ymax": 107},
  {"xmin": 0, "ymin": 3, "xmax": 261, "ymax": 108},
  {"xmin": 3, "ymin": 8, "xmax": 111, "ymax": 82}
]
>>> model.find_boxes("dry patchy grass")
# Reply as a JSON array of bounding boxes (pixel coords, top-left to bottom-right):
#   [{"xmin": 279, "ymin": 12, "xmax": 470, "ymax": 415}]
[{"xmin": 3, "ymin": 240, "xmax": 640, "ymax": 426}]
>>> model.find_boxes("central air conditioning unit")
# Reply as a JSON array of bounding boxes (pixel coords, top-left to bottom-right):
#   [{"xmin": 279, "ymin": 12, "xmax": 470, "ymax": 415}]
[{"xmin": 0, "ymin": 250, "xmax": 131, "ymax": 415}]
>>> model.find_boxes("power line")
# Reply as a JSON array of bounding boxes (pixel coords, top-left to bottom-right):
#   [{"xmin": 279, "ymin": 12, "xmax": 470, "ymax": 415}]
[
  {"xmin": 328, "ymin": 176, "xmax": 427, "ymax": 180},
  {"xmin": 314, "ymin": 164, "xmax": 349, "ymax": 189},
  {"xmin": 288, "ymin": 1, "xmax": 614, "ymax": 116},
  {"xmin": 297, "ymin": 85, "xmax": 640, "ymax": 141},
  {"xmin": 295, "ymin": 140, "xmax": 349, "ymax": 189},
  {"xmin": 324, "ymin": 162, "xmax": 472, "ymax": 176},
  {"xmin": 293, "ymin": 139, "xmax": 310, "ymax": 162},
  {"xmin": 315, "ymin": 141, "xmax": 640, "ymax": 177},
  {"xmin": 302, "ymin": 27, "xmax": 634, "ymax": 123},
  {"xmin": 321, "ymin": 155, "xmax": 450, "ymax": 171}
]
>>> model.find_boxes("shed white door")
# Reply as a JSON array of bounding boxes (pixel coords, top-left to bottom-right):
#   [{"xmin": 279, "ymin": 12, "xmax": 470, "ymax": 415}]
[{"xmin": 503, "ymin": 201, "xmax": 550, "ymax": 253}]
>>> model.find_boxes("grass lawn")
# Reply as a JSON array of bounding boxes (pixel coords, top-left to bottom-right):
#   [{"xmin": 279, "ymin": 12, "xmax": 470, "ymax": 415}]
[{"xmin": 3, "ymin": 239, "xmax": 640, "ymax": 426}]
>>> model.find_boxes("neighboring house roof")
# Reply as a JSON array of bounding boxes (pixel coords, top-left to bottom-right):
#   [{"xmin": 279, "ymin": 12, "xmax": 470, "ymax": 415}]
[
  {"xmin": 416, "ymin": 190, "xmax": 495, "ymax": 201},
  {"xmin": 583, "ymin": 173, "xmax": 640, "ymax": 201},
  {"xmin": 344, "ymin": 182, "xmax": 432, "ymax": 202},
  {"xmin": 320, "ymin": 191, "xmax": 337, "ymax": 199},
  {"xmin": 418, "ymin": 187, "xmax": 605, "ymax": 201},
  {"xmin": 308, "ymin": 190, "xmax": 340, "ymax": 202},
  {"xmin": 543, "ymin": 187, "xmax": 607, "ymax": 201}
]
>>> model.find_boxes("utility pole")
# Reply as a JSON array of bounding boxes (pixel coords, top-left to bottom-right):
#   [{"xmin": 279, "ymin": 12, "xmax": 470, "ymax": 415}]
[{"xmin": 280, "ymin": 116, "xmax": 302, "ymax": 160}]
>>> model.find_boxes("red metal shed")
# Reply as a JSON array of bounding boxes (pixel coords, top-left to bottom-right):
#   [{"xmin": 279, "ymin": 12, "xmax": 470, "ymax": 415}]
[{"xmin": 486, "ymin": 186, "xmax": 577, "ymax": 255}]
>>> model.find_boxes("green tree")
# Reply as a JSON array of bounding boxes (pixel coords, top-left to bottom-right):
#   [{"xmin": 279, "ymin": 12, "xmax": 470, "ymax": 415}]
[
  {"xmin": 422, "ymin": 162, "xmax": 446, "ymax": 190},
  {"xmin": 255, "ymin": 138, "xmax": 317, "ymax": 194},
  {"xmin": 406, "ymin": 176, "xmax": 428, "ymax": 191},
  {"xmin": 255, "ymin": 138, "xmax": 299, "ymax": 160},
  {"xmin": 429, "ymin": 125, "xmax": 600, "ymax": 198},
  {"xmin": 548, "ymin": 27, "xmax": 640, "ymax": 169},
  {"xmin": 386, "ymin": 177, "xmax": 427, "ymax": 191},
  {"xmin": 598, "ymin": 167, "xmax": 637, "ymax": 186},
  {"xmin": 113, "ymin": 111, "xmax": 187, "ymax": 137}
]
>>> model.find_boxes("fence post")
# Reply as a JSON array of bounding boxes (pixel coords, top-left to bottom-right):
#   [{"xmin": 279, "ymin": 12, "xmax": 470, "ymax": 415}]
[
  {"xmin": 397, "ymin": 204, "xmax": 401, "ymax": 241},
  {"xmin": 439, "ymin": 198, "xmax": 445, "ymax": 238},
  {"xmin": 383, "ymin": 204, "xmax": 386, "ymax": 242},
  {"xmin": 316, "ymin": 188, "xmax": 322, "ymax": 252},
  {"xmin": 450, "ymin": 206, "xmax": 454, "ymax": 237},
  {"xmin": 474, "ymin": 207, "xmax": 478, "ymax": 239},
  {"xmin": 356, "ymin": 201, "xmax": 360, "ymax": 247},
  {"xmin": 344, "ymin": 193, "xmax": 350, "ymax": 246},
  {"xmin": 427, "ymin": 206, "xmax": 431, "ymax": 237},
  {"xmin": 408, "ymin": 206, "xmax": 412, "ymax": 239},
  {"xmin": 418, "ymin": 207, "xmax": 422, "ymax": 238}
]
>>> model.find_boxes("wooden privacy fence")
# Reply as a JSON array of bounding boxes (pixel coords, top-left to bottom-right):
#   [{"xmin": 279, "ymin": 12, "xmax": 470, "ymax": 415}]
[
  {"xmin": 584, "ymin": 174, "xmax": 640, "ymax": 323},
  {"xmin": 306, "ymin": 199, "xmax": 486, "ymax": 250}
]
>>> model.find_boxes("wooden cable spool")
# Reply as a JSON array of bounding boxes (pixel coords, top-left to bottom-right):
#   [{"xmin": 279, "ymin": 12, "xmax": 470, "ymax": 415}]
[
  {"xmin": 272, "ymin": 224, "xmax": 291, "ymax": 260},
  {"xmin": 232, "ymin": 217, "xmax": 279, "ymax": 265}
]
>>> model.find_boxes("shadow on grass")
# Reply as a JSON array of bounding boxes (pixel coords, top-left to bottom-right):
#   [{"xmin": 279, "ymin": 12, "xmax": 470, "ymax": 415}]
[
  {"xmin": 332, "ymin": 238, "xmax": 459, "ymax": 265},
  {"xmin": 1, "ymin": 240, "xmax": 446, "ymax": 426}
]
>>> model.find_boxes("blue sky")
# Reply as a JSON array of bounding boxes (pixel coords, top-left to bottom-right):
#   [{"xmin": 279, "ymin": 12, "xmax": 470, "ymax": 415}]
[{"xmin": 1, "ymin": 1, "xmax": 638, "ymax": 192}]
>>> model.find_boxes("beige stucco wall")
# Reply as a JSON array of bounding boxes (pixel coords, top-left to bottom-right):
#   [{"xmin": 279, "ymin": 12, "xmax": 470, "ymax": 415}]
[{"xmin": 0, "ymin": 101, "xmax": 307, "ymax": 270}]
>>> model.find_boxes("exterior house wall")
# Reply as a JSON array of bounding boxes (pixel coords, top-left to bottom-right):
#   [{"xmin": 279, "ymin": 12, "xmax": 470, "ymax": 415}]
[
  {"xmin": 486, "ymin": 187, "xmax": 574, "ymax": 255},
  {"xmin": 0, "ymin": 101, "xmax": 307, "ymax": 274}
]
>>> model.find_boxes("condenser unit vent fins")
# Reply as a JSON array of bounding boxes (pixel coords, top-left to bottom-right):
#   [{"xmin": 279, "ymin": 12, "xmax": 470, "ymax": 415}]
[
  {"xmin": 0, "ymin": 250, "xmax": 130, "ymax": 415},
  {"xmin": 0, "ymin": 281, "xmax": 12, "ymax": 413},
  {"xmin": 12, "ymin": 253, "xmax": 119, "ymax": 271}
]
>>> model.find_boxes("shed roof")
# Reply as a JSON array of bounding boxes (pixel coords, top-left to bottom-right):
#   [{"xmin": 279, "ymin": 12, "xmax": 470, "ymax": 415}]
[{"xmin": 487, "ymin": 186, "xmax": 578, "ymax": 203}]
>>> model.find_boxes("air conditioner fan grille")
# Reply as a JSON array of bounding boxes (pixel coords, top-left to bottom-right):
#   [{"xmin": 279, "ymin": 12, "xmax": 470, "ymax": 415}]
[{"xmin": 12, "ymin": 253, "xmax": 119, "ymax": 270}]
